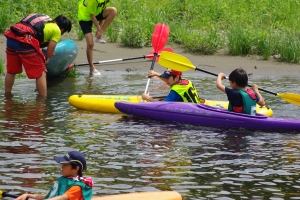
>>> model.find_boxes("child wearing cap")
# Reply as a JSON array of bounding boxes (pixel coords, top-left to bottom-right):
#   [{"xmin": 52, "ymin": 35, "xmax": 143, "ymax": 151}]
[
  {"xmin": 216, "ymin": 68, "xmax": 265, "ymax": 115},
  {"xmin": 142, "ymin": 69, "xmax": 200, "ymax": 103},
  {"xmin": 15, "ymin": 151, "xmax": 93, "ymax": 200}
]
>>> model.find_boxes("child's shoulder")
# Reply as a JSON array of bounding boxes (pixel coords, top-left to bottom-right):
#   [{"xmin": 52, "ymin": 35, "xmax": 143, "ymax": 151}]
[{"xmin": 225, "ymin": 87, "xmax": 239, "ymax": 93}]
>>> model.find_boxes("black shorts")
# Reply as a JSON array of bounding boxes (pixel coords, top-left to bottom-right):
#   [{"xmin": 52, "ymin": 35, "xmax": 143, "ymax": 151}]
[{"xmin": 79, "ymin": 11, "xmax": 105, "ymax": 34}]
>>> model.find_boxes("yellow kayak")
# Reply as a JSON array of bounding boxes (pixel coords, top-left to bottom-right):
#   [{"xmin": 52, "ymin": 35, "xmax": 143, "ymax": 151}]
[
  {"xmin": 92, "ymin": 191, "xmax": 181, "ymax": 200},
  {"xmin": 0, "ymin": 190, "xmax": 181, "ymax": 200},
  {"xmin": 68, "ymin": 94, "xmax": 273, "ymax": 117},
  {"xmin": 200, "ymin": 99, "xmax": 273, "ymax": 117}
]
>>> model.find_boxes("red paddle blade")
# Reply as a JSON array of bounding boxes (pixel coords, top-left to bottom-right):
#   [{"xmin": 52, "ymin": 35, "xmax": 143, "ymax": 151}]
[
  {"xmin": 146, "ymin": 48, "xmax": 174, "ymax": 61},
  {"xmin": 151, "ymin": 23, "xmax": 170, "ymax": 53}
]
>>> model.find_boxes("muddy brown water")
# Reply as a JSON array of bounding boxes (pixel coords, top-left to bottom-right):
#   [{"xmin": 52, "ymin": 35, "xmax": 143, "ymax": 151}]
[{"xmin": 0, "ymin": 70, "xmax": 300, "ymax": 199}]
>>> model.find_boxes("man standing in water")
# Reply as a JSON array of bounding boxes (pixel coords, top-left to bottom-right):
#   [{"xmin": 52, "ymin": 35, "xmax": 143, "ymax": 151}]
[
  {"xmin": 78, "ymin": 0, "xmax": 117, "ymax": 75},
  {"xmin": 4, "ymin": 14, "xmax": 72, "ymax": 97}
]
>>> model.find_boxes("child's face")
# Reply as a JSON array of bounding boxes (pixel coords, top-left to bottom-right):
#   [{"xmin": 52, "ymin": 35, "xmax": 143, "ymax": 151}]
[
  {"xmin": 61, "ymin": 163, "xmax": 78, "ymax": 177},
  {"xmin": 60, "ymin": 28, "xmax": 66, "ymax": 35},
  {"xmin": 166, "ymin": 76, "xmax": 179, "ymax": 86}
]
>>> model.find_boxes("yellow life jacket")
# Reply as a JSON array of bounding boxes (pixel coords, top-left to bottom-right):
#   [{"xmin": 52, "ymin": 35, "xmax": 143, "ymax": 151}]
[{"xmin": 170, "ymin": 79, "xmax": 200, "ymax": 103}]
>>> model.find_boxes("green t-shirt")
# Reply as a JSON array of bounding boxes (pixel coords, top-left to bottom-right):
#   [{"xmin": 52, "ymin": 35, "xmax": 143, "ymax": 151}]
[
  {"xmin": 43, "ymin": 22, "xmax": 61, "ymax": 43},
  {"xmin": 78, "ymin": 0, "xmax": 109, "ymax": 21}
]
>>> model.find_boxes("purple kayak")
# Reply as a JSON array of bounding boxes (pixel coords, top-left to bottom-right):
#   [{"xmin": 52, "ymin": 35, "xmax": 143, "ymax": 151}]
[{"xmin": 115, "ymin": 102, "xmax": 300, "ymax": 131}]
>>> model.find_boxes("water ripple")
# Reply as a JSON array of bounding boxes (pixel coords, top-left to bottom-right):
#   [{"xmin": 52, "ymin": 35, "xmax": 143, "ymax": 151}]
[{"xmin": 0, "ymin": 74, "xmax": 300, "ymax": 199}]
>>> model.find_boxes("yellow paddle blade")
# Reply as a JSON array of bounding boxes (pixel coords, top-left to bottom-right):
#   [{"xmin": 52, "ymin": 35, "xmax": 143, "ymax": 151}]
[
  {"xmin": 159, "ymin": 51, "xmax": 196, "ymax": 72},
  {"xmin": 277, "ymin": 93, "xmax": 300, "ymax": 106}
]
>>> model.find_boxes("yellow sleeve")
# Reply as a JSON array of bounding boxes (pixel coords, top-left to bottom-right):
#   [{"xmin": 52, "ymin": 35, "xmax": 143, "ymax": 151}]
[
  {"xmin": 43, "ymin": 22, "xmax": 61, "ymax": 43},
  {"xmin": 88, "ymin": 0, "xmax": 99, "ymax": 15},
  {"xmin": 78, "ymin": 0, "xmax": 109, "ymax": 21},
  {"xmin": 88, "ymin": 0, "xmax": 109, "ymax": 15}
]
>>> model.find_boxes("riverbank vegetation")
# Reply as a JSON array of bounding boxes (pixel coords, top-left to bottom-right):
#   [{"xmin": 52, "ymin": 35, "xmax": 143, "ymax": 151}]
[
  {"xmin": 0, "ymin": 57, "xmax": 5, "ymax": 75},
  {"xmin": 1, "ymin": 0, "xmax": 300, "ymax": 63}
]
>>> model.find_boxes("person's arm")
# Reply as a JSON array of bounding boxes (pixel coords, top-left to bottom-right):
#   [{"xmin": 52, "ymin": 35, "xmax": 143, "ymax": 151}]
[
  {"xmin": 216, "ymin": 73, "xmax": 226, "ymax": 93},
  {"xmin": 87, "ymin": 0, "xmax": 102, "ymax": 37},
  {"xmin": 90, "ymin": 14, "xmax": 101, "ymax": 35},
  {"xmin": 45, "ymin": 40, "xmax": 57, "ymax": 64},
  {"xmin": 98, "ymin": 19, "xmax": 104, "ymax": 28},
  {"xmin": 252, "ymin": 84, "xmax": 265, "ymax": 106},
  {"xmin": 15, "ymin": 193, "xmax": 46, "ymax": 200},
  {"xmin": 142, "ymin": 93, "xmax": 159, "ymax": 102},
  {"xmin": 148, "ymin": 70, "xmax": 167, "ymax": 83},
  {"xmin": 44, "ymin": 23, "xmax": 61, "ymax": 64},
  {"xmin": 46, "ymin": 194, "xmax": 69, "ymax": 200},
  {"xmin": 90, "ymin": 14, "xmax": 102, "ymax": 39}
]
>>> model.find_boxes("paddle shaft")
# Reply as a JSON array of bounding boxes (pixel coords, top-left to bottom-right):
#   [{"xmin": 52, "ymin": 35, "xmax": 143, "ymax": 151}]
[
  {"xmin": 143, "ymin": 23, "xmax": 170, "ymax": 101},
  {"xmin": 158, "ymin": 51, "xmax": 300, "ymax": 105},
  {"xmin": 144, "ymin": 53, "xmax": 158, "ymax": 93},
  {"xmin": 1, "ymin": 192, "xmax": 29, "ymax": 200},
  {"xmin": 76, "ymin": 55, "xmax": 147, "ymax": 66},
  {"xmin": 2, "ymin": 192, "xmax": 18, "ymax": 198},
  {"xmin": 194, "ymin": 67, "xmax": 278, "ymax": 96}
]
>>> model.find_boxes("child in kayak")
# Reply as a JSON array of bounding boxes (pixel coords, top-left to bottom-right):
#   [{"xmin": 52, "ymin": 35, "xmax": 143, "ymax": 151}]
[
  {"xmin": 216, "ymin": 68, "xmax": 265, "ymax": 115},
  {"xmin": 15, "ymin": 151, "xmax": 93, "ymax": 200},
  {"xmin": 142, "ymin": 69, "xmax": 200, "ymax": 103}
]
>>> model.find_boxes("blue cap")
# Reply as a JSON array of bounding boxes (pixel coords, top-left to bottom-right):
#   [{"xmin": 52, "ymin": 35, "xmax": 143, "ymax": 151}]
[
  {"xmin": 160, "ymin": 69, "xmax": 182, "ymax": 78},
  {"xmin": 54, "ymin": 151, "xmax": 87, "ymax": 172}
]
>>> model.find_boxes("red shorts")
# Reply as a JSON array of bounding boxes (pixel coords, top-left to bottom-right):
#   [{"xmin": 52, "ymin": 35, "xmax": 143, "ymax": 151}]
[{"xmin": 6, "ymin": 38, "xmax": 46, "ymax": 79}]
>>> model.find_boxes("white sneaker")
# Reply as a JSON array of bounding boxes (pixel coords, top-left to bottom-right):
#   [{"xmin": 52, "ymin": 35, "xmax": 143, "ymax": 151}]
[
  {"xmin": 89, "ymin": 69, "xmax": 101, "ymax": 76},
  {"xmin": 95, "ymin": 38, "xmax": 106, "ymax": 44}
]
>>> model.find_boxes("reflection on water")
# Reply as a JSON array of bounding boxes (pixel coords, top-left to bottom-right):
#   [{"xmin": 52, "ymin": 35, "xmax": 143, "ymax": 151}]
[{"xmin": 0, "ymin": 72, "xmax": 300, "ymax": 199}]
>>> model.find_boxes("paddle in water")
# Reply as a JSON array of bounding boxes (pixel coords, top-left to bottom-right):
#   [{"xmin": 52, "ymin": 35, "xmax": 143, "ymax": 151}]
[
  {"xmin": 158, "ymin": 51, "xmax": 300, "ymax": 106},
  {"xmin": 143, "ymin": 23, "xmax": 170, "ymax": 97},
  {"xmin": 67, "ymin": 47, "xmax": 173, "ymax": 69}
]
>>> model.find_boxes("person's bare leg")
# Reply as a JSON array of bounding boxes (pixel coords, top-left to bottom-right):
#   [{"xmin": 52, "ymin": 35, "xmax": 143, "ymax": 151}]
[
  {"xmin": 4, "ymin": 92, "xmax": 13, "ymax": 99},
  {"xmin": 85, "ymin": 32, "xmax": 97, "ymax": 72},
  {"xmin": 5, "ymin": 73, "xmax": 16, "ymax": 93},
  {"xmin": 36, "ymin": 71, "xmax": 47, "ymax": 97},
  {"xmin": 98, "ymin": 7, "xmax": 117, "ymax": 38}
]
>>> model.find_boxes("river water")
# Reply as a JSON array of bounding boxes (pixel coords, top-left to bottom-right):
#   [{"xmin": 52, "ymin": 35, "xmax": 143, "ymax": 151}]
[{"xmin": 0, "ymin": 70, "xmax": 300, "ymax": 199}]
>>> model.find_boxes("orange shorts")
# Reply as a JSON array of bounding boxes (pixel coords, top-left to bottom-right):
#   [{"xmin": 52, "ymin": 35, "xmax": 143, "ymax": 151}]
[{"xmin": 6, "ymin": 38, "xmax": 46, "ymax": 79}]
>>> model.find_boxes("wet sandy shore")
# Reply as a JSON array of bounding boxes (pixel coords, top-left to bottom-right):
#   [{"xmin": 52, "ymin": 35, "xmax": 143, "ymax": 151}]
[{"xmin": 0, "ymin": 35, "xmax": 299, "ymax": 78}]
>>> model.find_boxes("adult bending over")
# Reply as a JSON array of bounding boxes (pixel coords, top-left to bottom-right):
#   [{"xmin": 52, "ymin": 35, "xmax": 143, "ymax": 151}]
[{"xmin": 4, "ymin": 14, "xmax": 72, "ymax": 97}]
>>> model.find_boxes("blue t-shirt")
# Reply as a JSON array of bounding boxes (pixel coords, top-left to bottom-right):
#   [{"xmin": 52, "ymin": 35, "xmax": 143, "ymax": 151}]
[
  {"xmin": 225, "ymin": 87, "xmax": 259, "ymax": 107},
  {"xmin": 164, "ymin": 90, "xmax": 183, "ymax": 102}
]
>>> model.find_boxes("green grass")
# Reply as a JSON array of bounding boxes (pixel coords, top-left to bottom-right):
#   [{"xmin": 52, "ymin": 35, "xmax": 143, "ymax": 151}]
[
  {"xmin": 16, "ymin": 73, "xmax": 26, "ymax": 79},
  {"xmin": 59, "ymin": 65, "xmax": 81, "ymax": 78},
  {"xmin": 1, "ymin": 0, "xmax": 300, "ymax": 63},
  {"xmin": 0, "ymin": 57, "xmax": 5, "ymax": 75}
]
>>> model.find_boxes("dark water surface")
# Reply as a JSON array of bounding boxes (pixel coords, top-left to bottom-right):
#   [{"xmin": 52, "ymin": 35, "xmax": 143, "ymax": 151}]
[{"xmin": 0, "ymin": 71, "xmax": 300, "ymax": 199}]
